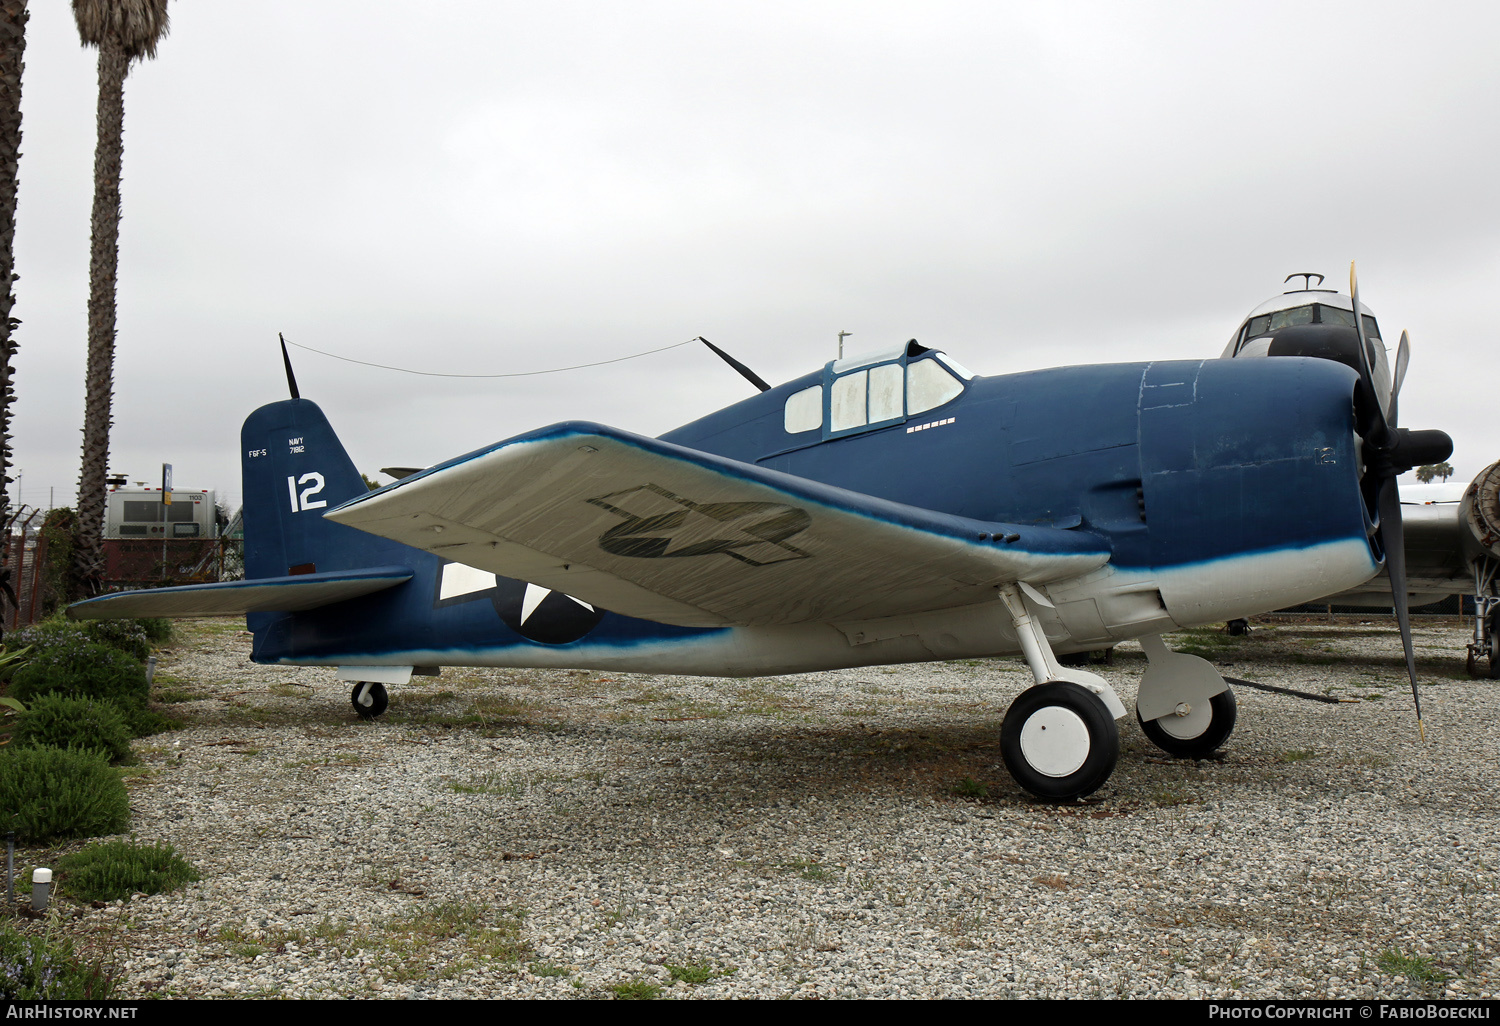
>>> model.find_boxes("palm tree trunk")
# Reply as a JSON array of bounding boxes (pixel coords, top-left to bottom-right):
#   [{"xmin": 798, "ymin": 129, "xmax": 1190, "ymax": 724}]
[
  {"xmin": 0, "ymin": 0, "xmax": 25, "ymax": 521},
  {"xmin": 73, "ymin": 39, "xmax": 127, "ymax": 597}
]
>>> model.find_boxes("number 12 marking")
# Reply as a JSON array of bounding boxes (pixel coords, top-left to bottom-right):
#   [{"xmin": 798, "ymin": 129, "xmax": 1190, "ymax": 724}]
[{"xmin": 287, "ymin": 473, "xmax": 327, "ymax": 512}]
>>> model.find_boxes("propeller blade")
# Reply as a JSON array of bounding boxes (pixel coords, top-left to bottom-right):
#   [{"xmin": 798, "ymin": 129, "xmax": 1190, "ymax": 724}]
[
  {"xmin": 698, "ymin": 337, "xmax": 772, "ymax": 393},
  {"xmin": 1388, "ymin": 329, "xmax": 1410, "ymax": 428},
  {"xmin": 1347, "ymin": 262, "xmax": 1389, "ymax": 443},
  {"xmin": 1377, "ymin": 474, "xmax": 1426, "ymax": 740}
]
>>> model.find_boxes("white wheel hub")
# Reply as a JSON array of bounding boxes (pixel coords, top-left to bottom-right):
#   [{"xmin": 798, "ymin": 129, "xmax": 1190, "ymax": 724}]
[
  {"xmin": 1156, "ymin": 699, "xmax": 1211, "ymax": 740},
  {"xmin": 1018, "ymin": 706, "xmax": 1091, "ymax": 777}
]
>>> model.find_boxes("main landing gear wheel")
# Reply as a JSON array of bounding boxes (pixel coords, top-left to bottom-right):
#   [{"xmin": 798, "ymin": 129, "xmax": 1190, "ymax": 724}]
[
  {"xmin": 351, "ymin": 681, "xmax": 389, "ymax": 720},
  {"xmin": 1137, "ymin": 687, "xmax": 1237, "ymax": 759},
  {"xmin": 1001, "ymin": 681, "xmax": 1119, "ymax": 802}
]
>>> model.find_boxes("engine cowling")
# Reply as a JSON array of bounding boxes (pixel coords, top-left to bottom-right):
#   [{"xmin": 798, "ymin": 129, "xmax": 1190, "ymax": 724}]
[{"xmin": 1460, "ymin": 461, "xmax": 1500, "ymax": 564}]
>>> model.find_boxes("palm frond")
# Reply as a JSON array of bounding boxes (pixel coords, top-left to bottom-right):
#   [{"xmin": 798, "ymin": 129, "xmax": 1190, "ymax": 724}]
[{"xmin": 71, "ymin": 0, "xmax": 169, "ymax": 60}]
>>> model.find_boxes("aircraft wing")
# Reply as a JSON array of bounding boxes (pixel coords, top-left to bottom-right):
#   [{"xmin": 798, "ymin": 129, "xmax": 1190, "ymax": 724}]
[
  {"xmin": 324, "ymin": 422, "xmax": 1110, "ymax": 628},
  {"xmin": 1317, "ymin": 496, "xmax": 1470, "ymax": 607},
  {"xmin": 67, "ymin": 566, "xmax": 415, "ymax": 619}
]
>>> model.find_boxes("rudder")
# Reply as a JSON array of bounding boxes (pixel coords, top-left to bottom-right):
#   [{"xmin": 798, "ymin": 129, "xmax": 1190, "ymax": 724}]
[{"xmin": 240, "ymin": 399, "xmax": 392, "ymax": 579}]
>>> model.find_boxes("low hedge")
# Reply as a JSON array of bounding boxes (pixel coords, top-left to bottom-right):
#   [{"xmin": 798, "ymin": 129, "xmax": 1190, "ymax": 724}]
[
  {"xmin": 10, "ymin": 694, "xmax": 134, "ymax": 765},
  {"xmin": 8, "ymin": 639, "xmax": 149, "ymax": 728},
  {"xmin": 6, "ymin": 618, "xmax": 152, "ymax": 664},
  {"xmin": 0, "ymin": 746, "xmax": 130, "ymax": 843},
  {"xmin": 57, "ymin": 839, "xmax": 200, "ymax": 903}
]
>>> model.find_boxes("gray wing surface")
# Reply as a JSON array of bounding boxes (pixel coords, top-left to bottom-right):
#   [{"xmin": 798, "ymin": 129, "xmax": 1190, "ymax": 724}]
[{"xmin": 325, "ymin": 422, "xmax": 1110, "ymax": 628}]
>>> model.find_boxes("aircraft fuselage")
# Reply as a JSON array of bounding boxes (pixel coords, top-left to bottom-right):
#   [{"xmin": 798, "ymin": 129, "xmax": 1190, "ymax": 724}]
[{"xmin": 244, "ymin": 355, "xmax": 1378, "ymax": 677}]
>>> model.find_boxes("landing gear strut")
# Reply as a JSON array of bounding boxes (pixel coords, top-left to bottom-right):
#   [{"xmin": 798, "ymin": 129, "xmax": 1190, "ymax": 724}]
[
  {"xmin": 995, "ymin": 584, "xmax": 1126, "ymax": 801},
  {"xmin": 1468, "ymin": 603, "xmax": 1499, "ymax": 680},
  {"xmin": 351, "ymin": 681, "xmax": 389, "ymax": 720},
  {"xmin": 1135, "ymin": 634, "xmax": 1237, "ymax": 758}
]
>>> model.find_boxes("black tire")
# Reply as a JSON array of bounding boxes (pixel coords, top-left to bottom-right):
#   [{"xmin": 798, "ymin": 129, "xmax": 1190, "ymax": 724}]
[
  {"xmin": 1488, "ymin": 612, "xmax": 1500, "ymax": 681},
  {"xmin": 351, "ymin": 681, "xmax": 389, "ymax": 720},
  {"xmin": 1225, "ymin": 618, "xmax": 1250, "ymax": 636},
  {"xmin": 1000, "ymin": 681, "xmax": 1119, "ymax": 802},
  {"xmin": 1137, "ymin": 687, "xmax": 1237, "ymax": 758}
]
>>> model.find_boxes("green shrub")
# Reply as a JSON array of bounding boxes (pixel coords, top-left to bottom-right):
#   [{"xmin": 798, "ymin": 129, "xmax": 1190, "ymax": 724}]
[
  {"xmin": 11, "ymin": 694, "xmax": 133, "ymax": 765},
  {"xmin": 122, "ymin": 707, "xmax": 176, "ymax": 738},
  {"xmin": 0, "ymin": 919, "xmax": 117, "ymax": 999},
  {"xmin": 9, "ymin": 639, "xmax": 148, "ymax": 716},
  {"xmin": 57, "ymin": 839, "xmax": 200, "ymax": 903},
  {"xmin": 8, "ymin": 618, "xmax": 149, "ymax": 663},
  {"xmin": 136, "ymin": 618, "xmax": 173, "ymax": 643},
  {"xmin": 0, "ymin": 747, "xmax": 130, "ymax": 843},
  {"xmin": 6, "ymin": 618, "xmax": 84, "ymax": 657},
  {"xmin": 80, "ymin": 620, "xmax": 150, "ymax": 661}
]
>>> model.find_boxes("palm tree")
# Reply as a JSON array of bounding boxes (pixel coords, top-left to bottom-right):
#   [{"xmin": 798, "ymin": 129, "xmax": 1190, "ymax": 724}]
[
  {"xmin": 0, "ymin": 1, "xmax": 26, "ymax": 521},
  {"xmin": 70, "ymin": 0, "xmax": 169, "ymax": 596},
  {"xmin": 1415, "ymin": 462, "xmax": 1455, "ymax": 484},
  {"xmin": 0, "ymin": 2, "xmax": 26, "ymax": 633}
]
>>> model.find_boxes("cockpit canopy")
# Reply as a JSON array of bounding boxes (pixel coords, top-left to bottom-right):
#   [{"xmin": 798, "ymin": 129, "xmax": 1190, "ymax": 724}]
[
  {"xmin": 1224, "ymin": 293, "xmax": 1382, "ymax": 359},
  {"xmin": 783, "ymin": 340, "xmax": 974, "ymax": 439}
]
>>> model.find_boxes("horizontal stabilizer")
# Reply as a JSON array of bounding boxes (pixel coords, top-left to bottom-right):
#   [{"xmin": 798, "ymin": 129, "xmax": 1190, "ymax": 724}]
[
  {"xmin": 66, "ymin": 566, "xmax": 414, "ymax": 620},
  {"xmin": 325, "ymin": 422, "xmax": 1111, "ymax": 628}
]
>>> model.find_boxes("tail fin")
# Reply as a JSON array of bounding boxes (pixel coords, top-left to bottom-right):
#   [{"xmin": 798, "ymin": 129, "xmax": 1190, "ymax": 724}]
[{"xmin": 241, "ymin": 399, "xmax": 398, "ymax": 579}]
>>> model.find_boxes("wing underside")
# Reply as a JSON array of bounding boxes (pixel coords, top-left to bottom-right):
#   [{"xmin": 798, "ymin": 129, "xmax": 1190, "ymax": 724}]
[{"xmin": 325, "ymin": 422, "xmax": 1110, "ymax": 628}]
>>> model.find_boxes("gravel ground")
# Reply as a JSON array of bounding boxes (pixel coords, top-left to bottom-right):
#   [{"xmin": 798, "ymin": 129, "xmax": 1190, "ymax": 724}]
[{"xmin": 10, "ymin": 617, "xmax": 1499, "ymax": 1000}]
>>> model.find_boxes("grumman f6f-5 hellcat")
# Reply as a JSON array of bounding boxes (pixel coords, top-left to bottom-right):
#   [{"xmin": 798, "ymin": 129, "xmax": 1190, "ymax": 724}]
[{"xmin": 71, "ymin": 268, "xmax": 1453, "ymax": 800}]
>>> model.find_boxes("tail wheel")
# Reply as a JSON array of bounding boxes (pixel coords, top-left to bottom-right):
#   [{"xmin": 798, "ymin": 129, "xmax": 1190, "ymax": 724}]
[
  {"xmin": 1137, "ymin": 687, "xmax": 1237, "ymax": 758},
  {"xmin": 1001, "ymin": 681, "xmax": 1119, "ymax": 802},
  {"xmin": 351, "ymin": 681, "xmax": 389, "ymax": 720}
]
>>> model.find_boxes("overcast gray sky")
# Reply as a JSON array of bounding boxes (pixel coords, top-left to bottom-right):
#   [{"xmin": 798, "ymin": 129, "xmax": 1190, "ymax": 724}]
[{"xmin": 12, "ymin": 1, "xmax": 1499, "ymax": 514}]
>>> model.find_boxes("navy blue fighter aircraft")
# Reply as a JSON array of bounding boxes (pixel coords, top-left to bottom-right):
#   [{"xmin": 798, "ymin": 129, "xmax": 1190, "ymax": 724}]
[{"xmin": 70, "ymin": 268, "xmax": 1452, "ymax": 801}]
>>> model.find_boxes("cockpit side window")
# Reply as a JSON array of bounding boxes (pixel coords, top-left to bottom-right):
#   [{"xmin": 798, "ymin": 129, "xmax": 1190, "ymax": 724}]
[
  {"xmin": 783, "ymin": 385, "xmax": 823, "ymax": 433},
  {"xmin": 868, "ymin": 363, "xmax": 904, "ymax": 422},
  {"xmin": 830, "ymin": 370, "xmax": 869, "ymax": 431},
  {"xmin": 907, "ymin": 357, "xmax": 964, "ymax": 415}
]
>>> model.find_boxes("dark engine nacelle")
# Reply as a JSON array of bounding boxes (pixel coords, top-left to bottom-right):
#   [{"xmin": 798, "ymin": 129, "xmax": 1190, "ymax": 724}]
[{"xmin": 1461, "ymin": 461, "xmax": 1500, "ymax": 564}]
